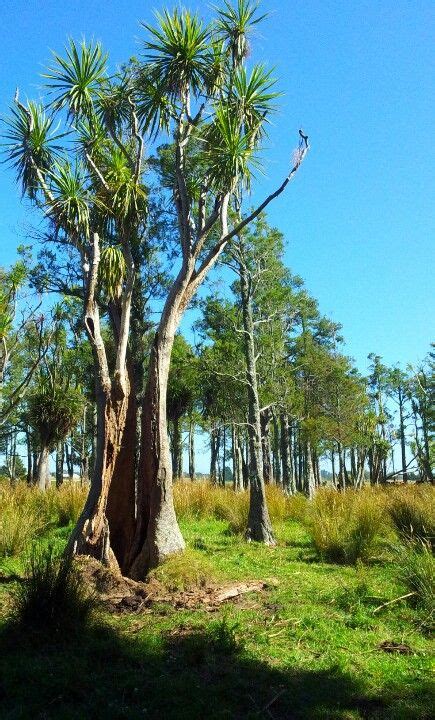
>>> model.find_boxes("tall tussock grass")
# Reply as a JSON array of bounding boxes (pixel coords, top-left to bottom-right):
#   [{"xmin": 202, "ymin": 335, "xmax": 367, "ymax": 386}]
[
  {"xmin": 13, "ymin": 543, "xmax": 96, "ymax": 635},
  {"xmin": 307, "ymin": 487, "xmax": 387, "ymax": 564},
  {"xmin": 394, "ymin": 541, "xmax": 434, "ymax": 630},
  {"xmin": 173, "ymin": 481, "xmax": 307, "ymax": 532},
  {"xmin": 387, "ymin": 485, "xmax": 434, "ymax": 549},
  {"xmin": 0, "ymin": 482, "xmax": 87, "ymax": 557}
]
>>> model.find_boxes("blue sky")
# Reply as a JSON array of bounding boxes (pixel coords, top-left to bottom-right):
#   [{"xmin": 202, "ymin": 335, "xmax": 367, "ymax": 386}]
[{"xmin": 0, "ymin": 0, "xmax": 434, "ymax": 375}]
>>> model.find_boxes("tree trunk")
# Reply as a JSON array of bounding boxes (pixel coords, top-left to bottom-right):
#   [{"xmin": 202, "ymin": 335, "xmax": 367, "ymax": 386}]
[
  {"xmin": 240, "ymin": 265, "xmax": 275, "ymax": 544},
  {"xmin": 272, "ymin": 410, "xmax": 281, "ymax": 486},
  {"xmin": 305, "ymin": 440, "xmax": 316, "ymax": 499},
  {"xmin": 171, "ymin": 416, "xmax": 182, "ymax": 479},
  {"xmin": 260, "ymin": 408, "xmax": 272, "ymax": 484},
  {"xmin": 56, "ymin": 442, "xmax": 64, "ymax": 488},
  {"xmin": 210, "ymin": 426, "xmax": 219, "ymax": 484},
  {"xmin": 36, "ymin": 445, "xmax": 50, "ymax": 491},
  {"xmin": 232, "ymin": 424, "xmax": 243, "ymax": 491},
  {"xmin": 188, "ymin": 420, "xmax": 195, "ymax": 480},
  {"xmin": 128, "ymin": 320, "xmax": 185, "ymax": 576},
  {"xmin": 26, "ymin": 429, "xmax": 32, "ymax": 486},
  {"xmin": 280, "ymin": 412, "xmax": 295, "ymax": 495}
]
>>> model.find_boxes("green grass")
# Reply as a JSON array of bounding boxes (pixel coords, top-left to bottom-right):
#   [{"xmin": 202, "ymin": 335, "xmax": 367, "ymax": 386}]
[{"xmin": 0, "ymin": 511, "xmax": 433, "ymax": 720}]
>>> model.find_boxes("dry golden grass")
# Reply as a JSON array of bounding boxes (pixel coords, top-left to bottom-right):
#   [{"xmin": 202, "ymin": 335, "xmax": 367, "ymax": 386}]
[
  {"xmin": 173, "ymin": 480, "xmax": 308, "ymax": 533},
  {"xmin": 306, "ymin": 486, "xmax": 389, "ymax": 564},
  {"xmin": 0, "ymin": 481, "xmax": 87, "ymax": 557}
]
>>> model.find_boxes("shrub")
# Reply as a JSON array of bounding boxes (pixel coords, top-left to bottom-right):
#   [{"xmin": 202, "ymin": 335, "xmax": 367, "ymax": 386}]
[
  {"xmin": 13, "ymin": 543, "xmax": 96, "ymax": 635},
  {"xmin": 307, "ymin": 488, "xmax": 386, "ymax": 564},
  {"xmin": 388, "ymin": 487, "xmax": 434, "ymax": 549}
]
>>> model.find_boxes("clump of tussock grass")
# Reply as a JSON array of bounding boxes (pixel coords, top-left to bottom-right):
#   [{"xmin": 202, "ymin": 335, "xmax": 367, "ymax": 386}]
[
  {"xmin": 13, "ymin": 543, "xmax": 96, "ymax": 636},
  {"xmin": 147, "ymin": 547, "xmax": 220, "ymax": 591},
  {"xmin": 387, "ymin": 485, "xmax": 434, "ymax": 549},
  {"xmin": 49, "ymin": 483, "xmax": 87, "ymax": 526},
  {"xmin": 306, "ymin": 487, "xmax": 386, "ymax": 564},
  {"xmin": 394, "ymin": 540, "xmax": 434, "ymax": 631}
]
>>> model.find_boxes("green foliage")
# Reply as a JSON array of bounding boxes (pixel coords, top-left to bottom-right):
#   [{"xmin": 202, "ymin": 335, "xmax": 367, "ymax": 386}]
[
  {"xmin": 13, "ymin": 543, "xmax": 96, "ymax": 635},
  {"xmin": 142, "ymin": 9, "xmax": 210, "ymax": 98},
  {"xmin": 44, "ymin": 39, "xmax": 108, "ymax": 116},
  {"xmin": 99, "ymin": 245, "xmax": 126, "ymax": 300},
  {"xmin": 216, "ymin": 0, "xmax": 267, "ymax": 67},
  {"xmin": 2, "ymin": 101, "xmax": 65, "ymax": 198},
  {"xmin": 26, "ymin": 369, "xmax": 83, "ymax": 450}
]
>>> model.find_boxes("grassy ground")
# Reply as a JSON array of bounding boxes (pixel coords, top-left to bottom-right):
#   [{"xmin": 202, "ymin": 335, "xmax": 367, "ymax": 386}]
[{"xmin": 0, "ymin": 500, "xmax": 433, "ymax": 720}]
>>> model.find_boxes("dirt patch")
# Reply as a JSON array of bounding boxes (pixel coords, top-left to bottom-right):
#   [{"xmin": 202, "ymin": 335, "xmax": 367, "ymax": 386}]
[
  {"xmin": 377, "ymin": 640, "xmax": 413, "ymax": 655},
  {"xmin": 76, "ymin": 557, "xmax": 275, "ymax": 614}
]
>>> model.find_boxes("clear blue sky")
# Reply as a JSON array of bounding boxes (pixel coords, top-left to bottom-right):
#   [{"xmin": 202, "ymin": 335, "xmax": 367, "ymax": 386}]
[{"xmin": 0, "ymin": 0, "xmax": 433, "ymax": 374}]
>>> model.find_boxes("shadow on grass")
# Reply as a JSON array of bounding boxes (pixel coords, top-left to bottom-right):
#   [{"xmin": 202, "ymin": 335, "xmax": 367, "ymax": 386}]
[{"xmin": 0, "ymin": 617, "xmax": 432, "ymax": 720}]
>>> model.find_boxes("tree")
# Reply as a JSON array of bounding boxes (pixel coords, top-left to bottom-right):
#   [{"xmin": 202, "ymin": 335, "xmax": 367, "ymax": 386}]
[
  {"xmin": 26, "ymin": 365, "xmax": 83, "ymax": 489},
  {"xmin": 128, "ymin": 2, "xmax": 309, "ymax": 574}
]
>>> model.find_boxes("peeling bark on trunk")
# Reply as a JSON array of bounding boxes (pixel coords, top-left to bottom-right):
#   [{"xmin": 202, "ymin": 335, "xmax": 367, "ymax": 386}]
[{"xmin": 67, "ymin": 380, "xmax": 129, "ymax": 571}]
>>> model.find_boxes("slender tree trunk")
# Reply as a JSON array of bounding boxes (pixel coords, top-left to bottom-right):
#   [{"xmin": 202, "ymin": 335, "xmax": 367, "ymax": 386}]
[
  {"xmin": 331, "ymin": 447, "xmax": 336, "ymax": 487},
  {"xmin": 210, "ymin": 426, "xmax": 219, "ymax": 484},
  {"xmin": 242, "ymin": 434, "xmax": 249, "ymax": 489},
  {"xmin": 239, "ymin": 266, "xmax": 275, "ymax": 544},
  {"xmin": 232, "ymin": 424, "xmax": 243, "ymax": 491},
  {"xmin": 37, "ymin": 445, "xmax": 50, "ymax": 491},
  {"xmin": 280, "ymin": 412, "xmax": 295, "ymax": 495},
  {"xmin": 261, "ymin": 408, "xmax": 272, "ymax": 484},
  {"xmin": 32, "ymin": 449, "xmax": 38, "ymax": 485},
  {"xmin": 222, "ymin": 424, "xmax": 226, "ymax": 486},
  {"xmin": 305, "ymin": 440, "xmax": 316, "ymax": 499},
  {"xmin": 56, "ymin": 442, "xmax": 64, "ymax": 488},
  {"xmin": 188, "ymin": 420, "xmax": 195, "ymax": 480},
  {"xmin": 171, "ymin": 416, "xmax": 182, "ymax": 479},
  {"xmin": 26, "ymin": 429, "xmax": 32, "ymax": 486},
  {"xmin": 272, "ymin": 410, "xmax": 281, "ymax": 486}
]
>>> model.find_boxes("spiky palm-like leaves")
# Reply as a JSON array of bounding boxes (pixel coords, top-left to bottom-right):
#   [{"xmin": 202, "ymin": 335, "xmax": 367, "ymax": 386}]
[
  {"xmin": 98, "ymin": 245, "xmax": 126, "ymax": 300},
  {"xmin": 44, "ymin": 39, "xmax": 108, "ymax": 117},
  {"xmin": 215, "ymin": 0, "xmax": 267, "ymax": 67},
  {"xmin": 142, "ymin": 10, "xmax": 210, "ymax": 99},
  {"xmin": 202, "ymin": 104, "xmax": 261, "ymax": 191},
  {"xmin": 2, "ymin": 102, "xmax": 64, "ymax": 199},
  {"xmin": 48, "ymin": 161, "xmax": 92, "ymax": 238},
  {"xmin": 27, "ymin": 370, "xmax": 83, "ymax": 450}
]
